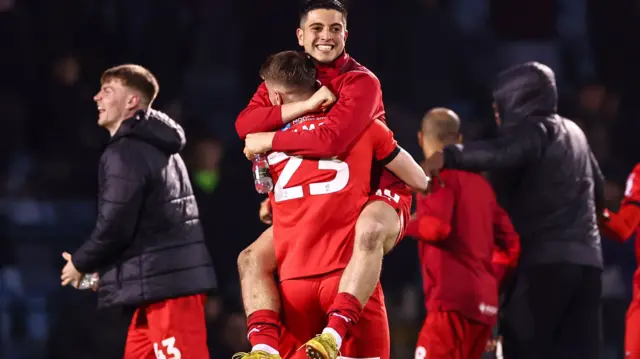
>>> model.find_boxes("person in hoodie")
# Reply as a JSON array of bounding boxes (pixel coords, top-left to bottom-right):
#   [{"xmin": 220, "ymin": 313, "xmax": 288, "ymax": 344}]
[
  {"xmin": 59, "ymin": 64, "xmax": 216, "ymax": 359},
  {"xmin": 424, "ymin": 62, "xmax": 605, "ymax": 359}
]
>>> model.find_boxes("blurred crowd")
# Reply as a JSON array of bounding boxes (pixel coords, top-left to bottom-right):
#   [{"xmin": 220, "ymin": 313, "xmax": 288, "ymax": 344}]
[{"xmin": 0, "ymin": 0, "xmax": 639, "ymax": 358}]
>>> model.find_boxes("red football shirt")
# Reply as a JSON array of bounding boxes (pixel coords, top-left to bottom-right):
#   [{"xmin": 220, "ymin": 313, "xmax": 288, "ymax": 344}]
[
  {"xmin": 235, "ymin": 52, "xmax": 410, "ymax": 202},
  {"xmin": 601, "ymin": 164, "xmax": 640, "ymax": 243},
  {"xmin": 268, "ymin": 116, "xmax": 398, "ymax": 281},
  {"xmin": 601, "ymin": 164, "xmax": 640, "ymax": 299},
  {"xmin": 407, "ymin": 169, "xmax": 519, "ymax": 325}
]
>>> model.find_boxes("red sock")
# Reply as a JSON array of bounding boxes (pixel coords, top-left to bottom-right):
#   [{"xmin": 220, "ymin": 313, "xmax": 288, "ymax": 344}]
[
  {"xmin": 247, "ymin": 309, "xmax": 281, "ymax": 350},
  {"xmin": 326, "ymin": 292, "xmax": 363, "ymax": 339}
]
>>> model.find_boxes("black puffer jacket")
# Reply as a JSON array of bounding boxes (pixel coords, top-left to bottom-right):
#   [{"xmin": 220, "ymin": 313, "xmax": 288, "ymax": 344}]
[
  {"xmin": 73, "ymin": 109, "xmax": 216, "ymax": 308},
  {"xmin": 443, "ymin": 62, "xmax": 604, "ymax": 268}
]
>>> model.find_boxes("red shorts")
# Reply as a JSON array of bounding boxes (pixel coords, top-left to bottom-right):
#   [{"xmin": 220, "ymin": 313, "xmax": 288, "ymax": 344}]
[
  {"xmin": 415, "ymin": 311, "xmax": 491, "ymax": 359},
  {"xmin": 278, "ymin": 271, "xmax": 390, "ymax": 359},
  {"xmin": 124, "ymin": 294, "xmax": 209, "ymax": 359},
  {"xmin": 627, "ymin": 299, "xmax": 640, "ymax": 358},
  {"xmin": 368, "ymin": 187, "xmax": 412, "ymax": 245}
]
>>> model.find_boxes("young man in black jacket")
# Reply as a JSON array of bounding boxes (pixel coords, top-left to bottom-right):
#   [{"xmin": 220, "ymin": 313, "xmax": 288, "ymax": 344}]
[
  {"xmin": 60, "ymin": 64, "xmax": 216, "ymax": 359},
  {"xmin": 425, "ymin": 62, "xmax": 604, "ymax": 359}
]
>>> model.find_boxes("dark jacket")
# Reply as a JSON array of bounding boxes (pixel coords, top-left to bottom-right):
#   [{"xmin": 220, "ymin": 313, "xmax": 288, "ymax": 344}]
[
  {"xmin": 443, "ymin": 62, "xmax": 604, "ymax": 269},
  {"xmin": 73, "ymin": 109, "xmax": 216, "ymax": 308}
]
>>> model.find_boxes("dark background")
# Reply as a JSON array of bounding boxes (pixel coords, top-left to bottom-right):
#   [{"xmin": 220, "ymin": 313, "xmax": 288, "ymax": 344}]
[{"xmin": 0, "ymin": 0, "xmax": 638, "ymax": 358}]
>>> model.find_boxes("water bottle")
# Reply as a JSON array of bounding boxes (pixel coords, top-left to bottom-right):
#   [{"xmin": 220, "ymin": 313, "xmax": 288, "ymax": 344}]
[
  {"xmin": 252, "ymin": 154, "xmax": 273, "ymax": 194},
  {"xmin": 77, "ymin": 273, "xmax": 99, "ymax": 290}
]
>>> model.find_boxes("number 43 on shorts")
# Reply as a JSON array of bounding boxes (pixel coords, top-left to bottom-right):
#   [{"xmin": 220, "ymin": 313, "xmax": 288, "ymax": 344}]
[{"xmin": 154, "ymin": 337, "xmax": 181, "ymax": 359}]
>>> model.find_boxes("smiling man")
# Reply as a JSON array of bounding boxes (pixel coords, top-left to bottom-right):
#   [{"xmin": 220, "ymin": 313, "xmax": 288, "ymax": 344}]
[
  {"xmin": 233, "ymin": 1, "xmax": 415, "ymax": 359},
  {"xmin": 60, "ymin": 64, "xmax": 216, "ymax": 359}
]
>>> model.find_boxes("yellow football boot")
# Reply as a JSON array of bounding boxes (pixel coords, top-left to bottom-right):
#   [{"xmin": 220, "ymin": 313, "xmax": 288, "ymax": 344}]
[
  {"xmin": 304, "ymin": 333, "xmax": 339, "ymax": 359},
  {"xmin": 232, "ymin": 351, "xmax": 282, "ymax": 359}
]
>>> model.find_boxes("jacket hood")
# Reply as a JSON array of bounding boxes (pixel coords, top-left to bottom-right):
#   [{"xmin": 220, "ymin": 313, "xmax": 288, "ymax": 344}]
[
  {"xmin": 492, "ymin": 62, "xmax": 557, "ymax": 127},
  {"xmin": 111, "ymin": 109, "xmax": 186, "ymax": 154}
]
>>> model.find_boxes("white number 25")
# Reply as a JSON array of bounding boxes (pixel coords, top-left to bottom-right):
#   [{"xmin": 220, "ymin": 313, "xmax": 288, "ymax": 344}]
[{"xmin": 268, "ymin": 152, "xmax": 349, "ymax": 203}]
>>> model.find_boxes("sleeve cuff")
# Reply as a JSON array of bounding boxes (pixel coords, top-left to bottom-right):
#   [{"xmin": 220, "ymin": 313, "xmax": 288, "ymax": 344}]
[
  {"xmin": 379, "ymin": 146, "xmax": 401, "ymax": 166},
  {"xmin": 71, "ymin": 249, "xmax": 92, "ymax": 273}
]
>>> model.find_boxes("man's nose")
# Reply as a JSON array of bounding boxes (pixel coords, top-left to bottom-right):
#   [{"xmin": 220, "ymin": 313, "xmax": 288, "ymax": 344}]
[{"xmin": 319, "ymin": 28, "xmax": 331, "ymax": 40}]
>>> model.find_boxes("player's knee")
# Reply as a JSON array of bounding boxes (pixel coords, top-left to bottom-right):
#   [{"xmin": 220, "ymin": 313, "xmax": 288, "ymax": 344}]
[
  {"xmin": 355, "ymin": 203, "xmax": 400, "ymax": 254},
  {"xmin": 355, "ymin": 220, "xmax": 387, "ymax": 253}
]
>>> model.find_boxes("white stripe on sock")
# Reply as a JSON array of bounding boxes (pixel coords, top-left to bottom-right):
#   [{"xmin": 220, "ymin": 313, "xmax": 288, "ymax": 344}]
[
  {"xmin": 329, "ymin": 313, "xmax": 351, "ymax": 323},
  {"xmin": 252, "ymin": 344, "xmax": 279, "ymax": 355}
]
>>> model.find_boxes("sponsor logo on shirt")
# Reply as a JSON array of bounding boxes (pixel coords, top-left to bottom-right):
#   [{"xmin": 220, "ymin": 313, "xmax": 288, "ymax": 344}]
[
  {"xmin": 479, "ymin": 302, "xmax": 498, "ymax": 316},
  {"xmin": 282, "ymin": 115, "xmax": 327, "ymax": 132}
]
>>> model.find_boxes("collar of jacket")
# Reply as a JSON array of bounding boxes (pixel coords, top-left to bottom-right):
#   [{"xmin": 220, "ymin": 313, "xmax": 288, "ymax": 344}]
[
  {"xmin": 107, "ymin": 109, "xmax": 186, "ymax": 154},
  {"xmin": 315, "ymin": 51, "xmax": 350, "ymax": 83},
  {"xmin": 110, "ymin": 110, "xmax": 147, "ymax": 142}
]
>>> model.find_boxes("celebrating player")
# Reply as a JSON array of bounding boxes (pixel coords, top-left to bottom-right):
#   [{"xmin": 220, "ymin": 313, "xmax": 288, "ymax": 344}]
[
  {"xmin": 59, "ymin": 64, "xmax": 216, "ymax": 359},
  {"xmin": 235, "ymin": 50, "xmax": 426, "ymax": 359},
  {"xmin": 235, "ymin": 1, "xmax": 415, "ymax": 358},
  {"xmin": 408, "ymin": 108, "xmax": 520, "ymax": 359},
  {"xmin": 600, "ymin": 163, "xmax": 640, "ymax": 358}
]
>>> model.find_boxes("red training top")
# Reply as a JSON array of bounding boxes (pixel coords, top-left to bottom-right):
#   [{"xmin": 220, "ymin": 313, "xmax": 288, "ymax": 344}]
[{"xmin": 406, "ymin": 169, "xmax": 520, "ymax": 325}]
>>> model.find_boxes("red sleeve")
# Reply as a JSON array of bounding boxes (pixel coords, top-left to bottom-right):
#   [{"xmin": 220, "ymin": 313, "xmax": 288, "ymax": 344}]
[
  {"xmin": 406, "ymin": 182, "xmax": 454, "ymax": 242},
  {"xmin": 492, "ymin": 204, "xmax": 520, "ymax": 287},
  {"xmin": 600, "ymin": 163, "xmax": 640, "ymax": 242},
  {"xmin": 235, "ymin": 82, "xmax": 284, "ymax": 139},
  {"xmin": 601, "ymin": 205, "xmax": 640, "ymax": 242},
  {"xmin": 271, "ymin": 72, "xmax": 383, "ymax": 158},
  {"xmin": 367, "ymin": 120, "xmax": 398, "ymax": 162}
]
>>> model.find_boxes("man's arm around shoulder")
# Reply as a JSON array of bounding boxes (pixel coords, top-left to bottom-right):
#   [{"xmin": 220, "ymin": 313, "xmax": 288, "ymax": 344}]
[
  {"xmin": 235, "ymin": 82, "xmax": 321, "ymax": 139},
  {"xmin": 272, "ymin": 72, "xmax": 382, "ymax": 158},
  {"xmin": 72, "ymin": 145, "xmax": 146, "ymax": 273},
  {"xmin": 235, "ymin": 83, "xmax": 284, "ymax": 139},
  {"xmin": 443, "ymin": 123, "xmax": 548, "ymax": 172}
]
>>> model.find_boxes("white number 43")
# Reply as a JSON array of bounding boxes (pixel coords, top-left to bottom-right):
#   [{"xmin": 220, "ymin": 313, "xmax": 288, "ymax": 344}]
[
  {"xmin": 268, "ymin": 152, "xmax": 349, "ymax": 203},
  {"xmin": 154, "ymin": 337, "xmax": 181, "ymax": 359}
]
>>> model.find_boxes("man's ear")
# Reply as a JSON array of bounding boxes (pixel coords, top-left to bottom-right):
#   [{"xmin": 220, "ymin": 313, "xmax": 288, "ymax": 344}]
[
  {"xmin": 417, "ymin": 131, "xmax": 423, "ymax": 149},
  {"xmin": 296, "ymin": 28, "xmax": 304, "ymax": 47},
  {"xmin": 126, "ymin": 93, "xmax": 141, "ymax": 111},
  {"xmin": 273, "ymin": 92, "xmax": 282, "ymax": 106}
]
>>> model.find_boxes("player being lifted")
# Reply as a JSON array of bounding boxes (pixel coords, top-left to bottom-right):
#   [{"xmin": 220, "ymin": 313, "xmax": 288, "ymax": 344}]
[
  {"xmin": 236, "ymin": 50, "xmax": 428, "ymax": 359},
  {"xmin": 235, "ymin": 1, "xmax": 418, "ymax": 359}
]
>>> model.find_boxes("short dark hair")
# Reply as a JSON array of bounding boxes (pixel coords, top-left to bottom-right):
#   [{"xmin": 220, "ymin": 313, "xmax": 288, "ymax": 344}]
[
  {"xmin": 259, "ymin": 51, "xmax": 317, "ymax": 92},
  {"xmin": 100, "ymin": 64, "xmax": 159, "ymax": 106},
  {"xmin": 300, "ymin": 0, "xmax": 347, "ymax": 24}
]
